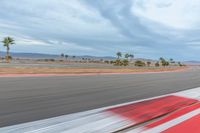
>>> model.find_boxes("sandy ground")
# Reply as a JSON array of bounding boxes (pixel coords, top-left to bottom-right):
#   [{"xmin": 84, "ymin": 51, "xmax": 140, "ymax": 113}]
[{"xmin": 0, "ymin": 66, "xmax": 187, "ymax": 74}]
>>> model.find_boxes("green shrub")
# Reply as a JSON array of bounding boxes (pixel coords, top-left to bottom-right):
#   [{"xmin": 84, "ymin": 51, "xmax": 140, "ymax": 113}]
[
  {"xmin": 155, "ymin": 62, "xmax": 160, "ymax": 67},
  {"xmin": 114, "ymin": 59, "xmax": 122, "ymax": 66},
  {"xmin": 147, "ymin": 61, "xmax": 151, "ymax": 67},
  {"xmin": 104, "ymin": 60, "xmax": 110, "ymax": 64},
  {"xmin": 49, "ymin": 59, "xmax": 55, "ymax": 62},
  {"xmin": 135, "ymin": 60, "xmax": 146, "ymax": 67},
  {"xmin": 122, "ymin": 59, "xmax": 129, "ymax": 66},
  {"xmin": 113, "ymin": 59, "xmax": 129, "ymax": 66},
  {"xmin": 159, "ymin": 57, "xmax": 169, "ymax": 66},
  {"xmin": 178, "ymin": 62, "xmax": 184, "ymax": 66}
]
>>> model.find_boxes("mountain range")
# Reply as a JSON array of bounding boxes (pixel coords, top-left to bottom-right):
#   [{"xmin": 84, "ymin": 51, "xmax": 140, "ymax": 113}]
[{"xmin": 1, "ymin": 52, "xmax": 197, "ymax": 64}]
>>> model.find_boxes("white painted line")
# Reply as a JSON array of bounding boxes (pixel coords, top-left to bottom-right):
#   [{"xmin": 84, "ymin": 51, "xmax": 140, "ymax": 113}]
[
  {"xmin": 0, "ymin": 112, "xmax": 132, "ymax": 133},
  {"xmin": 126, "ymin": 108, "xmax": 200, "ymax": 133},
  {"xmin": 0, "ymin": 111, "xmax": 101, "ymax": 133},
  {"xmin": 175, "ymin": 87, "xmax": 200, "ymax": 100},
  {"xmin": 142, "ymin": 108, "xmax": 200, "ymax": 133}
]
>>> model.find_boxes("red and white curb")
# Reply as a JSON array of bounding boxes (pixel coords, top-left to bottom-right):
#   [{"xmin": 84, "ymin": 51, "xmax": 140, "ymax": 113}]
[
  {"xmin": 0, "ymin": 87, "xmax": 200, "ymax": 133},
  {"xmin": 127, "ymin": 87, "xmax": 200, "ymax": 133},
  {"xmin": 129, "ymin": 103, "xmax": 200, "ymax": 133}
]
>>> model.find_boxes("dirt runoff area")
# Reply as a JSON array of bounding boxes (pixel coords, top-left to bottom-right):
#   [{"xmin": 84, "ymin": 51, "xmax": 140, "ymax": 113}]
[{"xmin": 0, "ymin": 67, "xmax": 187, "ymax": 75}]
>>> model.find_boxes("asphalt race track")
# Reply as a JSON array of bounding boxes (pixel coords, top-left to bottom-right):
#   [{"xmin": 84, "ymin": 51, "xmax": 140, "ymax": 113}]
[{"xmin": 0, "ymin": 67, "xmax": 200, "ymax": 127}]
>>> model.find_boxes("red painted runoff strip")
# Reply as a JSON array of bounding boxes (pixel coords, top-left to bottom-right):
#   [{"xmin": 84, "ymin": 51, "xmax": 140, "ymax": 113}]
[
  {"xmin": 146, "ymin": 102, "xmax": 200, "ymax": 128},
  {"xmin": 163, "ymin": 113, "xmax": 200, "ymax": 133},
  {"xmin": 107, "ymin": 95, "xmax": 198, "ymax": 125}
]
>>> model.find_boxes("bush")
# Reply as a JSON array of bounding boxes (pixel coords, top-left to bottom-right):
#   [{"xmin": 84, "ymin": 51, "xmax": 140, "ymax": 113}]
[
  {"xmin": 6, "ymin": 55, "xmax": 12, "ymax": 60},
  {"xmin": 114, "ymin": 59, "xmax": 123, "ymax": 66},
  {"xmin": 178, "ymin": 62, "xmax": 184, "ymax": 66},
  {"xmin": 110, "ymin": 61, "xmax": 114, "ymax": 64},
  {"xmin": 135, "ymin": 60, "xmax": 146, "ymax": 67},
  {"xmin": 113, "ymin": 59, "xmax": 129, "ymax": 66},
  {"xmin": 122, "ymin": 59, "xmax": 129, "ymax": 66},
  {"xmin": 147, "ymin": 61, "xmax": 151, "ymax": 67},
  {"xmin": 165, "ymin": 61, "xmax": 169, "ymax": 66},
  {"xmin": 49, "ymin": 59, "xmax": 55, "ymax": 62},
  {"xmin": 104, "ymin": 60, "xmax": 110, "ymax": 64},
  {"xmin": 155, "ymin": 62, "xmax": 160, "ymax": 67},
  {"xmin": 159, "ymin": 58, "xmax": 169, "ymax": 66}
]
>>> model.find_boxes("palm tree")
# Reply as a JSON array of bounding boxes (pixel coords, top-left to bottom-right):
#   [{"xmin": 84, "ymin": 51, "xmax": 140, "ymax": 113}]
[
  {"xmin": 159, "ymin": 57, "xmax": 168, "ymax": 66},
  {"xmin": 159, "ymin": 57, "xmax": 164, "ymax": 61},
  {"xmin": 61, "ymin": 53, "xmax": 65, "ymax": 58},
  {"xmin": 2, "ymin": 37, "xmax": 15, "ymax": 63},
  {"xmin": 65, "ymin": 55, "xmax": 69, "ymax": 60},
  {"xmin": 170, "ymin": 58, "xmax": 175, "ymax": 64},
  {"xmin": 129, "ymin": 54, "xmax": 134, "ymax": 62},
  {"xmin": 125, "ymin": 53, "xmax": 130, "ymax": 59},
  {"xmin": 116, "ymin": 52, "xmax": 122, "ymax": 59}
]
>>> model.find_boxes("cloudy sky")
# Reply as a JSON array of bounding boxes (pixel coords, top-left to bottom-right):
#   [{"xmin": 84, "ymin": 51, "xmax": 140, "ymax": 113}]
[{"xmin": 0, "ymin": 0, "xmax": 200, "ymax": 60}]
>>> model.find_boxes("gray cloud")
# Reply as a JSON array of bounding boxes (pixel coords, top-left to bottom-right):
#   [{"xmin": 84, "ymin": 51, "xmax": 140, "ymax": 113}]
[{"xmin": 0, "ymin": 0, "xmax": 200, "ymax": 60}]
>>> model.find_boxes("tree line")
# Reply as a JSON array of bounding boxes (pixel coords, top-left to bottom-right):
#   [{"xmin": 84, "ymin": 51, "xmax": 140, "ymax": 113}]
[
  {"xmin": 59, "ymin": 51, "xmax": 183, "ymax": 67},
  {"xmin": 114, "ymin": 52, "xmax": 134, "ymax": 66},
  {"xmin": 0, "ymin": 36, "xmax": 183, "ymax": 67},
  {"xmin": 113, "ymin": 51, "xmax": 183, "ymax": 67}
]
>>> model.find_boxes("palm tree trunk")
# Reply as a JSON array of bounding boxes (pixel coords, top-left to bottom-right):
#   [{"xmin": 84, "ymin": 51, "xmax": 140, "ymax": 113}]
[{"xmin": 6, "ymin": 46, "xmax": 10, "ymax": 63}]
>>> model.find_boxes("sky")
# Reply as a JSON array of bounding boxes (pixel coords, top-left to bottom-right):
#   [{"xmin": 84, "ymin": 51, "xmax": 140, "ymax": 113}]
[{"xmin": 0, "ymin": 0, "xmax": 200, "ymax": 60}]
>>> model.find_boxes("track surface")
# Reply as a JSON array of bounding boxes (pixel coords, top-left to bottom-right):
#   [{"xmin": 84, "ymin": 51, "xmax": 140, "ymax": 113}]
[{"xmin": 0, "ymin": 67, "xmax": 200, "ymax": 127}]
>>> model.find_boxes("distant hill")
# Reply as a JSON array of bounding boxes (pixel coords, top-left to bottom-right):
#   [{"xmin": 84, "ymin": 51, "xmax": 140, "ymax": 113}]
[
  {"xmin": 183, "ymin": 61, "xmax": 200, "ymax": 65},
  {"xmin": 0, "ymin": 52, "xmax": 158, "ymax": 62},
  {"xmin": 1, "ymin": 52, "xmax": 116, "ymax": 60},
  {"xmin": 1, "ymin": 52, "xmax": 59, "ymax": 59},
  {"xmin": 72, "ymin": 55, "xmax": 116, "ymax": 60}
]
